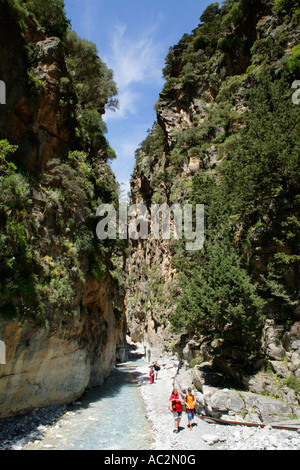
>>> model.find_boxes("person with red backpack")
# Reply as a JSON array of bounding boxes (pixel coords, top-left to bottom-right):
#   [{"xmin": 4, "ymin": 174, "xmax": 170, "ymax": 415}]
[
  {"xmin": 169, "ymin": 387, "xmax": 183, "ymax": 433},
  {"xmin": 149, "ymin": 365, "xmax": 155, "ymax": 384},
  {"xmin": 185, "ymin": 387, "xmax": 196, "ymax": 430}
]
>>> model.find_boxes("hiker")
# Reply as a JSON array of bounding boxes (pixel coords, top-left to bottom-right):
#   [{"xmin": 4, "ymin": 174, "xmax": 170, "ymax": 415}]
[
  {"xmin": 153, "ymin": 361, "xmax": 161, "ymax": 380},
  {"xmin": 149, "ymin": 365, "xmax": 155, "ymax": 384},
  {"xmin": 169, "ymin": 387, "xmax": 183, "ymax": 433},
  {"xmin": 185, "ymin": 387, "xmax": 196, "ymax": 430}
]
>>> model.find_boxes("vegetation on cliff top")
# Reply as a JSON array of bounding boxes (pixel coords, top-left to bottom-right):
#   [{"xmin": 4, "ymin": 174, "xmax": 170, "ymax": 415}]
[
  {"xmin": 132, "ymin": 0, "xmax": 300, "ymax": 367},
  {"xmin": 0, "ymin": 1, "xmax": 124, "ymax": 325}
]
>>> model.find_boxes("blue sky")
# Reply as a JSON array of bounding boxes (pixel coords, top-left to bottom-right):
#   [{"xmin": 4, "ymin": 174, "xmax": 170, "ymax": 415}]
[{"xmin": 64, "ymin": 0, "xmax": 213, "ymax": 197}]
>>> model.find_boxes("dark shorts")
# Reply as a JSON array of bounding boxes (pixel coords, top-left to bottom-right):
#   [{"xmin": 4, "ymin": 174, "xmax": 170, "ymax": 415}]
[{"xmin": 172, "ymin": 411, "xmax": 182, "ymax": 418}]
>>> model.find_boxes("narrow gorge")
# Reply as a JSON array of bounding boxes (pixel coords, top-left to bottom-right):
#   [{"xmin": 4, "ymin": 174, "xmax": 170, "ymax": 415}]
[{"xmin": 0, "ymin": 0, "xmax": 300, "ymax": 436}]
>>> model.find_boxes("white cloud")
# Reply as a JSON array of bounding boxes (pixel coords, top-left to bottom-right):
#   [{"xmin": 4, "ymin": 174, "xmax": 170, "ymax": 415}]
[
  {"xmin": 105, "ymin": 88, "xmax": 140, "ymax": 120},
  {"xmin": 110, "ymin": 21, "xmax": 162, "ymax": 87},
  {"xmin": 104, "ymin": 19, "xmax": 164, "ymax": 121}
]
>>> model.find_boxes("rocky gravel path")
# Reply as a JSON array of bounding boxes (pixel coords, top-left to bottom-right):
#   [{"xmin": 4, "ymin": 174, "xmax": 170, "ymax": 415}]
[
  {"xmin": 134, "ymin": 353, "xmax": 300, "ymax": 451},
  {"xmin": 0, "ymin": 344, "xmax": 299, "ymax": 451}
]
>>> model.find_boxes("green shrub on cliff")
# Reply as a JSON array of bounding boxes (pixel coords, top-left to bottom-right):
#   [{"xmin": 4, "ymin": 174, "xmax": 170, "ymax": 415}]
[
  {"xmin": 288, "ymin": 44, "xmax": 300, "ymax": 73},
  {"xmin": 4, "ymin": 0, "xmax": 28, "ymax": 32},
  {"xmin": 171, "ymin": 236, "xmax": 265, "ymax": 362},
  {"xmin": 64, "ymin": 30, "xmax": 118, "ymax": 113},
  {"xmin": 0, "ymin": 141, "xmax": 36, "ymax": 319},
  {"xmin": 26, "ymin": 0, "xmax": 70, "ymax": 38},
  {"xmin": 5, "ymin": 0, "xmax": 70, "ymax": 38},
  {"xmin": 274, "ymin": 0, "xmax": 300, "ymax": 19},
  {"xmin": 200, "ymin": 3, "xmax": 220, "ymax": 23},
  {"xmin": 0, "ymin": 139, "xmax": 123, "ymax": 325},
  {"xmin": 220, "ymin": 70, "xmax": 300, "ymax": 217},
  {"xmin": 63, "ymin": 30, "xmax": 118, "ymax": 156}
]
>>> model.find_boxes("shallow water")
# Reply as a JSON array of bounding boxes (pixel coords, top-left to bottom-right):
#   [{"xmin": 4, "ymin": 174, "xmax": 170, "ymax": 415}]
[{"xmin": 29, "ymin": 357, "xmax": 154, "ymax": 450}]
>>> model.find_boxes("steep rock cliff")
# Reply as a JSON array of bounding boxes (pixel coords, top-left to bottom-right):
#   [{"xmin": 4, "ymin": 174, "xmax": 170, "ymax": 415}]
[
  {"xmin": 127, "ymin": 0, "xmax": 300, "ymax": 408},
  {"xmin": 0, "ymin": 1, "xmax": 126, "ymax": 418}
]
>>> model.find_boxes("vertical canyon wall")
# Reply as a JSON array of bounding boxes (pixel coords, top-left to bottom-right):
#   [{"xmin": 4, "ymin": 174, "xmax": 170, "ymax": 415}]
[
  {"xmin": 0, "ymin": 1, "xmax": 126, "ymax": 418},
  {"xmin": 126, "ymin": 0, "xmax": 300, "ymax": 405}
]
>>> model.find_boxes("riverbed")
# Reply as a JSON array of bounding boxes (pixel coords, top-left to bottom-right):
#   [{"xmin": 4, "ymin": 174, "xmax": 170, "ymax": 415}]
[
  {"xmin": 25, "ymin": 356, "xmax": 154, "ymax": 450},
  {"xmin": 1, "ymin": 342, "xmax": 299, "ymax": 451}
]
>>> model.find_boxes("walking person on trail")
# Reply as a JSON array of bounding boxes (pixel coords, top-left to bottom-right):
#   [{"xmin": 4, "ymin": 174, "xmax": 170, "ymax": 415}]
[
  {"xmin": 169, "ymin": 387, "xmax": 183, "ymax": 434},
  {"xmin": 153, "ymin": 361, "xmax": 161, "ymax": 380},
  {"xmin": 149, "ymin": 365, "xmax": 155, "ymax": 384},
  {"xmin": 185, "ymin": 387, "xmax": 196, "ymax": 430}
]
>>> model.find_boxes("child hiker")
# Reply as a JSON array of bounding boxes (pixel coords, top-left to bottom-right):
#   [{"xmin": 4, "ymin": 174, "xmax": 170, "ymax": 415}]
[
  {"xmin": 149, "ymin": 365, "xmax": 155, "ymax": 384},
  {"xmin": 185, "ymin": 387, "xmax": 196, "ymax": 430}
]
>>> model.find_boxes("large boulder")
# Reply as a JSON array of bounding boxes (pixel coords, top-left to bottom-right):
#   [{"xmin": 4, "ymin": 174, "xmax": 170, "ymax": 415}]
[
  {"xmin": 192, "ymin": 363, "xmax": 231, "ymax": 392},
  {"xmin": 195, "ymin": 388, "xmax": 295, "ymax": 424},
  {"xmin": 190, "ymin": 363, "xmax": 300, "ymax": 424}
]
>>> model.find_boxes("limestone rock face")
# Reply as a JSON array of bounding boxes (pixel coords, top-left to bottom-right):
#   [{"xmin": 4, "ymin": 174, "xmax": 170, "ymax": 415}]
[
  {"xmin": 0, "ymin": 5, "xmax": 126, "ymax": 418},
  {"xmin": 126, "ymin": 1, "xmax": 300, "ymax": 421},
  {"xmin": 0, "ymin": 7, "xmax": 73, "ymax": 173},
  {"xmin": 0, "ymin": 320, "xmax": 90, "ymax": 418},
  {"xmin": 0, "ymin": 273, "xmax": 127, "ymax": 418}
]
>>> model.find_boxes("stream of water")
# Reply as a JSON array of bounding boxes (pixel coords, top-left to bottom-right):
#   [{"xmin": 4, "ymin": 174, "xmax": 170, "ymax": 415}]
[{"xmin": 29, "ymin": 357, "xmax": 154, "ymax": 450}]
